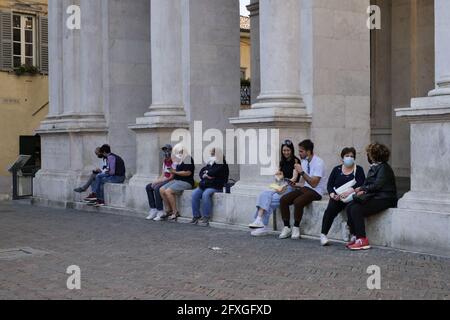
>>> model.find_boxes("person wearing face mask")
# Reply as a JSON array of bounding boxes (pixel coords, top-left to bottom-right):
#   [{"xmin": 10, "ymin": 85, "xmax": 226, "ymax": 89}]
[
  {"xmin": 346, "ymin": 143, "xmax": 397, "ymax": 251},
  {"xmin": 74, "ymin": 147, "xmax": 108, "ymax": 195},
  {"xmin": 158, "ymin": 144, "xmax": 195, "ymax": 221},
  {"xmin": 146, "ymin": 144, "xmax": 176, "ymax": 221},
  {"xmin": 319, "ymin": 147, "xmax": 366, "ymax": 246},
  {"xmin": 190, "ymin": 148, "xmax": 229, "ymax": 227}
]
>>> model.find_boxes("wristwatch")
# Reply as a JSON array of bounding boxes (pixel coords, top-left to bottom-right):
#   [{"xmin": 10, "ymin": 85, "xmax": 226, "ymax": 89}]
[{"xmin": 299, "ymin": 171, "xmax": 305, "ymax": 177}]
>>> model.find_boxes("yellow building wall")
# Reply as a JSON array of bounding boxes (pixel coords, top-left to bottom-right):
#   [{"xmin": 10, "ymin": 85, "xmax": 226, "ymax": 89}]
[
  {"xmin": 240, "ymin": 34, "xmax": 251, "ymax": 80},
  {"xmin": 0, "ymin": 72, "xmax": 49, "ymax": 197},
  {"xmin": 0, "ymin": 0, "xmax": 48, "ymax": 198},
  {"xmin": 0, "ymin": 0, "xmax": 47, "ymax": 13}
]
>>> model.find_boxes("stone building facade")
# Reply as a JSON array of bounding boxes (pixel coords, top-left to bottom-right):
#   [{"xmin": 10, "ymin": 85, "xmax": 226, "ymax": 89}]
[{"xmin": 33, "ymin": 0, "xmax": 450, "ymax": 257}]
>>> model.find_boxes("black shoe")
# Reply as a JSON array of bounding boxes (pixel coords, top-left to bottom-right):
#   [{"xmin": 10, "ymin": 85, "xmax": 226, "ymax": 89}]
[
  {"xmin": 198, "ymin": 218, "xmax": 210, "ymax": 227},
  {"xmin": 74, "ymin": 187, "xmax": 85, "ymax": 193},
  {"xmin": 190, "ymin": 217, "xmax": 201, "ymax": 225}
]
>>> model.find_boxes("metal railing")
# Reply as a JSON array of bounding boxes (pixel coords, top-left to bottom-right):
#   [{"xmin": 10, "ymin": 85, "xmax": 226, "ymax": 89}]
[{"xmin": 240, "ymin": 85, "xmax": 251, "ymax": 106}]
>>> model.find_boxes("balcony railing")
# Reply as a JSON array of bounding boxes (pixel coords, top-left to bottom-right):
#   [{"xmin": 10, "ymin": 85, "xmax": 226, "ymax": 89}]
[{"xmin": 240, "ymin": 85, "xmax": 251, "ymax": 106}]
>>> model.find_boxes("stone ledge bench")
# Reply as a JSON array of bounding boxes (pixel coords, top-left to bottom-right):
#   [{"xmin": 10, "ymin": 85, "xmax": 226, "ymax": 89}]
[{"xmin": 102, "ymin": 183, "xmax": 394, "ymax": 245}]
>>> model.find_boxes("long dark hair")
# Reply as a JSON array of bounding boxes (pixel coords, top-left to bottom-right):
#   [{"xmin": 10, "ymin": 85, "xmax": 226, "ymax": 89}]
[{"xmin": 280, "ymin": 140, "xmax": 295, "ymax": 166}]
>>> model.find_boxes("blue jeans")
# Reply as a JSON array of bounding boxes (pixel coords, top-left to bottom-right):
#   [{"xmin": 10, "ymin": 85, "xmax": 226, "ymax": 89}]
[
  {"xmin": 91, "ymin": 172, "xmax": 108, "ymax": 193},
  {"xmin": 192, "ymin": 187, "xmax": 222, "ymax": 219},
  {"xmin": 254, "ymin": 186, "xmax": 294, "ymax": 226},
  {"xmin": 94, "ymin": 175, "xmax": 125, "ymax": 201}
]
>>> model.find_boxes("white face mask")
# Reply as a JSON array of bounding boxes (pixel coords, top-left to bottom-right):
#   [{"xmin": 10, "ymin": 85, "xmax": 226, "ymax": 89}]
[
  {"xmin": 175, "ymin": 153, "xmax": 183, "ymax": 161},
  {"xmin": 207, "ymin": 157, "xmax": 217, "ymax": 165},
  {"xmin": 343, "ymin": 157, "xmax": 355, "ymax": 168}
]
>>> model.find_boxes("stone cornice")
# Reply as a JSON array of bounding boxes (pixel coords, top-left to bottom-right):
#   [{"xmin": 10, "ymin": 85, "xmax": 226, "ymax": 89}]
[{"xmin": 396, "ymin": 96, "xmax": 450, "ymax": 123}]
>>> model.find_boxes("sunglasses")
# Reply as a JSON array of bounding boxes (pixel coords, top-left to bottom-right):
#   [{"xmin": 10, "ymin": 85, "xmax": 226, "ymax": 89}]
[{"xmin": 283, "ymin": 140, "xmax": 293, "ymax": 146}]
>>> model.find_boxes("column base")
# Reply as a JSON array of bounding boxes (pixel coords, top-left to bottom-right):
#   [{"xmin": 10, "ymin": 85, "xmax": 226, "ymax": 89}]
[
  {"xmin": 398, "ymin": 191, "xmax": 450, "ymax": 213},
  {"xmin": 37, "ymin": 114, "xmax": 108, "ymax": 133},
  {"xmin": 229, "ymin": 112, "xmax": 312, "ymax": 196}
]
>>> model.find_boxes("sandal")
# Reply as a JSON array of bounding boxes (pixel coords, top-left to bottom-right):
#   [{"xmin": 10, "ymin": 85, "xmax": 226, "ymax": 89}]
[{"xmin": 168, "ymin": 212, "xmax": 181, "ymax": 221}]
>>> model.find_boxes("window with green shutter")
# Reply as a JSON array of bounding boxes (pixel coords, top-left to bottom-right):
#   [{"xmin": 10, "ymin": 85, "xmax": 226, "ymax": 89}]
[
  {"xmin": 0, "ymin": 10, "xmax": 48, "ymax": 74},
  {"xmin": 0, "ymin": 11, "xmax": 13, "ymax": 71}
]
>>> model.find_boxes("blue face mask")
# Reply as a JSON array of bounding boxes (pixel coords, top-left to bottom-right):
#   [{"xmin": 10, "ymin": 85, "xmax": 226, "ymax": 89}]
[{"xmin": 343, "ymin": 157, "xmax": 355, "ymax": 168}]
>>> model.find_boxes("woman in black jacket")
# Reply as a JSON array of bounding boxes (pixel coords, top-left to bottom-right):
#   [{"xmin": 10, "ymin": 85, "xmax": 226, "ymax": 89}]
[
  {"xmin": 320, "ymin": 147, "xmax": 366, "ymax": 246},
  {"xmin": 190, "ymin": 147, "xmax": 229, "ymax": 227},
  {"xmin": 346, "ymin": 143, "xmax": 398, "ymax": 251}
]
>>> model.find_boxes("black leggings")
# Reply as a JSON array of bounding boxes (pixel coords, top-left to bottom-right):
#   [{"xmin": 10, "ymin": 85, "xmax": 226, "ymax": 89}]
[
  {"xmin": 321, "ymin": 199, "xmax": 348, "ymax": 235},
  {"xmin": 346, "ymin": 198, "xmax": 396, "ymax": 238}
]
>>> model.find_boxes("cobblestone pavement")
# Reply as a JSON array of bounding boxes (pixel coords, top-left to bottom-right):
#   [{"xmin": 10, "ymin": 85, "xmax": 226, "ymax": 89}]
[{"xmin": 0, "ymin": 201, "xmax": 449, "ymax": 300}]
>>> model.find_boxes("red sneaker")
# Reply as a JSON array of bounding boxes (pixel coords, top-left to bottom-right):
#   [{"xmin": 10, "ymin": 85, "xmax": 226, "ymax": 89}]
[
  {"xmin": 348, "ymin": 238, "xmax": 371, "ymax": 251},
  {"xmin": 84, "ymin": 193, "xmax": 97, "ymax": 201},
  {"xmin": 346, "ymin": 235, "xmax": 357, "ymax": 248}
]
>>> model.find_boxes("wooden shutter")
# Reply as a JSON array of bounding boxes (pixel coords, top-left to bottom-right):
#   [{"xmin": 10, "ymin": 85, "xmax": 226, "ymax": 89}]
[
  {"xmin": 0, "ymin": 11, "xmax": 13, "ymax": 71},
  {"xmin": 39, "ymin": 15, "xmax": 48, "ymax": 74}
]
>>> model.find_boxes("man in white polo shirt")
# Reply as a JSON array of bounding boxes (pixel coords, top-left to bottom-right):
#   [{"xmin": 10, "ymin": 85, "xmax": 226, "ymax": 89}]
[{"xmin": 279, "ymin": 139, "xmax": 328, "ymax": 240}]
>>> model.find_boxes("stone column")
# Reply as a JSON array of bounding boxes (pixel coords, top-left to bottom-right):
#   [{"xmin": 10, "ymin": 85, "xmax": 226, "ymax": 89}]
[
  {"xmin": 79, "ymin": 0, "xmax": 104, "ymax": 120},
  {"xmin": 128, "ymin": 0, "xmax": 189, "ymax": 210},
  {"xmin": 429, "ymin": 0, "xmax": 450, "ymax": 97},
  {"xmin": 230, "ymin": 0, "xmax": 311, "ymax": 194},
  {"xmin": 34, "ymin": 0, "xmax": 108, "ymax": 204},
  {"xmin": 47, "ymin": 0, "xmax": 63, "ymax": 117},
  {"xmin": 396, "ymin": 0, "xmax": 450, "ymax": 215},
  {"xmin": 247, "ymin": 0, "xmax": 260, "ymax": 104}
]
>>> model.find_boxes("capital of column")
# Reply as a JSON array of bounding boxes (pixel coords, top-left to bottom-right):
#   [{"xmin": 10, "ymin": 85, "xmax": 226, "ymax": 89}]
[{"xmin": 247, "ymin": 1, "xmax": 259, "ymax": 16}]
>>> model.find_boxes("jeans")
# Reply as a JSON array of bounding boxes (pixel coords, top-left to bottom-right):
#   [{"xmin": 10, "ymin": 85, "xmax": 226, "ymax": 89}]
[
  {"xmin": 192, "ymin": 187, "xmax": 222, "ymax": 219},
  {"xmin": 254, "ymin": 186, "xmax": 294, "ymax": 226},
  {"xmin": 91, "ymin": 172, "xmax": 109, "ymax": 193},
  {"xmin": 93, "ymin": 175, "xmax": 125, "ymax": 201},
  {"xmin": 146, "ymin": 181, "xmax": 170, "ymax": 211}
]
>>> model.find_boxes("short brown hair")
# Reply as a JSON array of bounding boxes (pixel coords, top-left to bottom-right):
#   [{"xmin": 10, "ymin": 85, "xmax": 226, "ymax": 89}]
[
  {"xmin": 366, "ymin": 143, "xmax": 390, "ymax": 163},
  {"xmin": 341, "ymin": 147, "xmax": 356, "ymax": 159}
]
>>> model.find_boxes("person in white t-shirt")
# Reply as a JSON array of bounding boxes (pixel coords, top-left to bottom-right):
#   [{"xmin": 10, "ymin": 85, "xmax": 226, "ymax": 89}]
[{"xmin": 279, "ymin": 140, "xmax": 327, "ymax": 240}]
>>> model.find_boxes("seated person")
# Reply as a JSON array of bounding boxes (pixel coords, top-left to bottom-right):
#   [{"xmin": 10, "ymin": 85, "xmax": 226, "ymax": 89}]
[
  {"xmin": 320, "ymin": 147, "xmax": 366, "ymax": 246},
  {"xmin": 346, "ymin": 143, "xmax": 397, "ymax": 251},
  {"xmin": 191, "ymin": 147, "xmax": 229, "ymax": 227},
  {"xmin": 158, "ymin": 144, "xmax": 195, "ymax": 221},
  {"xmin": 146, "ymin": 144, "xmax": 175, "ymax": 220},
  {"xmin": 248, "ymin": 140, "xmax": 300, "ymax": 237},
  {"xmin": 279, "ymin": 140, "xmax": 327, "ymax": 240},
  {"xmin": 84, "ymin": 144, "xmax": 126, "ymax": 207},
  {"xmin": 74, "ymin": 147, "xmax": 108, "ymax": 194}
]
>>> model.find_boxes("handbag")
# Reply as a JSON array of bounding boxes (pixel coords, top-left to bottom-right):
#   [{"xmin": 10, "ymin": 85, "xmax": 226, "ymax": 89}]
[{"xmin": 334, "ymin": 165, "xmax": 357, "ymax": 203}]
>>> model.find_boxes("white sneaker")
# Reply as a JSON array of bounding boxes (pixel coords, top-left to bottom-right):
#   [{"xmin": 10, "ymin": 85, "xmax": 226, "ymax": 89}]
[
  {"xmin": 279, "ymin": 227, "xmax": 292, "ymax": 239},
  {"xmin": 249, "ymin": 216, "xmax": 265, "ymax": 229},
  {"xmin": 153, "ymin": 210, "xmax": 166, "ymax": 221},
  {"xmin": 320, "ymin": 234, "xmax": 330, "ymax": 246},
  {"xmin": 291, "ymin": 227, "xmax": 301, "ymax": 240},
  {"xmin": 146, "ymin": 209, "xmax": 158, "ymax": 220},
  {"xmin": 251, "ymin": 227, "xmax": 270, "ymax": 237}
]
